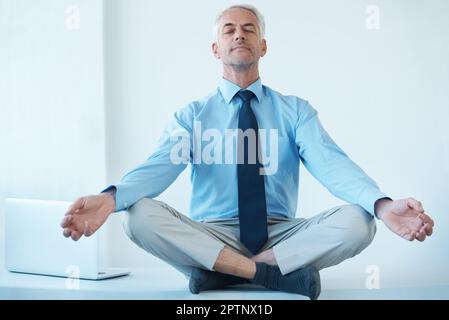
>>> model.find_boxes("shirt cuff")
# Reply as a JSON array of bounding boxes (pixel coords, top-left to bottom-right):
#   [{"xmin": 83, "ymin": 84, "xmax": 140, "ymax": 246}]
[
  {"xmin": 105, "ymin": 182, "xmax": 139, "ymax": 212},
  {"xmin": 357, "ymin": 187, "xmax": 389, "ymax": 219},
  {"xmin": 100, "ymin": 185, "xmax": 122, "ymax": 213}
]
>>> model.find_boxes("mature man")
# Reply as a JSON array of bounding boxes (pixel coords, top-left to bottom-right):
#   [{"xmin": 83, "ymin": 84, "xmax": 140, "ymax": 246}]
[{"xmin": 61, "ymin": 5, "xmax": 434, "ymax": 299}]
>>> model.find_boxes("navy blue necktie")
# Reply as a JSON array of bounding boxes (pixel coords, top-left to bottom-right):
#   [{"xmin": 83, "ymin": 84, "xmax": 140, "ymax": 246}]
[{"xmin": 236, "ymin": 90, "xmax": 268, "ymax": 255}]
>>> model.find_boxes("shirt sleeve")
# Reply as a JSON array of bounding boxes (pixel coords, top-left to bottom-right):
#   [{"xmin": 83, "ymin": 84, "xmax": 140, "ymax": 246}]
[
  {"xmin": 295, "ymin": 100, "xmax": 388, "ymax": 217},
  {"xmin": 104, "ymin": 107, "xmax": 193, "ymax": 212}
]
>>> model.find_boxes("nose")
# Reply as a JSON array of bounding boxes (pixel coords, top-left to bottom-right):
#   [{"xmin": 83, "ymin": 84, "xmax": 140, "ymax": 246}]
[{"xmin": 234, "ymin": 30, "xmax": 246, "ymax": 41}]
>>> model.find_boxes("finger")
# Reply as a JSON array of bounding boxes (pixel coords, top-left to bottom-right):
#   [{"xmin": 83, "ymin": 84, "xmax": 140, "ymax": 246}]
[
  {"xmin": 68, "ymin": 218, "xmax": 85, "ymax": 233},
  {"xmin": 70, "ymin": 230, "xmax": 83, "ymax": 241},
  {"xmin": 404, "ymin": 232, "xmax": 415, "ymax": 241},
  {"xmin": 61, "ymin": 215, "xmax": 82, "ymax": 232},
  {"xmin": 422, "ymin": 223, "xmax": 433, "ymax": 236},
  {"xmin": 419, "ymin": 224, "xmax": 426, "ymax": 234},
  {"xmin": 63, "ymin": 228, "xmax": 72, "ymax": 238},
  {"xmin": 60, "ymin": 215, "xmax": 73, "ymax": 228},
  {"xmin": 406, "ymin": 198, "xmax": 424, "ymax": 213},
  {"xmin": 415, "ymin": 230, "xmax": 426, "ymax": 242},
  {"xmin": 65, "ymin": 197, "xmax": 86, "ymax": 215},
  {"xmin": 83, "ymin": 221, "xmax": 92, "ymax": 237},
  {"xmin": 418, "ymin": 212, "xmax": 434, "ymax": 227}
]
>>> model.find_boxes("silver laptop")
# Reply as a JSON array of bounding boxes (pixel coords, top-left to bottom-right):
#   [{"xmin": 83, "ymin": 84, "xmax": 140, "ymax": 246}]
[{"xmin": 4, "ymin": 198, "xmax": 129, "ymax": 280}]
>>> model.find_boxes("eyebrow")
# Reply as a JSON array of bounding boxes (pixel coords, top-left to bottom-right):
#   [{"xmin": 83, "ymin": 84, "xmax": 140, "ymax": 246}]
[{"xmin": 222, "ymin": 23, "xmax": 256, "ymax": 29}]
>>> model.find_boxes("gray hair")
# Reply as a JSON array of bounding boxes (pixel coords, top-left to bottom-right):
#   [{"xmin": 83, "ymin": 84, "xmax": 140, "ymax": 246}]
[{"xmin": 213, "ymin": 4, "xmax": 266, "ymax": 41}]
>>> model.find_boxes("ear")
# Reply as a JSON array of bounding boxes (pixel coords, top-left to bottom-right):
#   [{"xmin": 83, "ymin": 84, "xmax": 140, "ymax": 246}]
[
  {"xmin": 260, "ymin": 39, "xmax": 267, "ymax": 58},
  {"xmin": 212, "ymin": 42, "xmax": 221, "ymax": 59}
]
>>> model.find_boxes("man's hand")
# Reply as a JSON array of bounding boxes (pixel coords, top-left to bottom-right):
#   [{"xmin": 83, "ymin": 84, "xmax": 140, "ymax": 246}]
[
  {"xmin": 375, "ymin": 197, "xmax": 434, "ymax": 242},
  {"xmin": 60, "ymin": 193, "xmax": 116, "ymax": 241}
]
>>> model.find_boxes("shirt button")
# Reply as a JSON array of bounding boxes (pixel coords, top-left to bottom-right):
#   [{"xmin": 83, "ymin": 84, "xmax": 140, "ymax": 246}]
[{"xmin": 124, "ymin": 202, "xmax": 128, "ymax": 208}]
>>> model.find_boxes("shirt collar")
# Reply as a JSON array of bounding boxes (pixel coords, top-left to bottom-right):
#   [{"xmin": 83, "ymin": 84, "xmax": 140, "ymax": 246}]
[{"xmin": 219, "ymin": 77, "xmax": 263, "ymax": 104}]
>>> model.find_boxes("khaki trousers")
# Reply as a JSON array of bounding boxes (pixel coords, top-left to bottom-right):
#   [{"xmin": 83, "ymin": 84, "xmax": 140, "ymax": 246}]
[{"xmin": 122, "ymin": 198, "xmax": 376, "ymax": 277}]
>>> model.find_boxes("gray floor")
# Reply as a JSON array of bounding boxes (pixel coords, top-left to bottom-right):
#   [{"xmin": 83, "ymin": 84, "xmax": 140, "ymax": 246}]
[{"xmin": 1, "ymin": 267, "xmax": 448, "ymax": 300}]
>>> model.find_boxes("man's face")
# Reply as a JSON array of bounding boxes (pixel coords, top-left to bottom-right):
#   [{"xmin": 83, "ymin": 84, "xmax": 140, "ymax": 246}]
[{"xmin": 212, "ymin": 8, "xmax": 267, "ymax": 70}]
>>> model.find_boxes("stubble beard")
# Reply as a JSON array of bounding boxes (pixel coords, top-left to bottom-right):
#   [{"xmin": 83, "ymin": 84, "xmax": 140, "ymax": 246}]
[{"xmin": 226, "ymin": 59, "xmax": 257, "ymax": 72}]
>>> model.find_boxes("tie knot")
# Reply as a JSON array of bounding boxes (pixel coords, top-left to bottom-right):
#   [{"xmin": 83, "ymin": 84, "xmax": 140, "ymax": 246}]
[{"xmin": 237, "ymin": 90, "xmax": 255, "ymax": 103}]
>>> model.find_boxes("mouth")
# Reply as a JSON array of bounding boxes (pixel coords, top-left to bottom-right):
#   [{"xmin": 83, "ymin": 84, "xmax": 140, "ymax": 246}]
[{"xmin": 232, "ymin": 46, "xmax": 250, "ymax": 51}]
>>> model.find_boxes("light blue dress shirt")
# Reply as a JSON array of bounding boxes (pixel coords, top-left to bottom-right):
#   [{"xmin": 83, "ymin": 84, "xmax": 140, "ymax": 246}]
[{"xmin": 108, "ymin": 78, "xmax": 387, "ymax": 220}]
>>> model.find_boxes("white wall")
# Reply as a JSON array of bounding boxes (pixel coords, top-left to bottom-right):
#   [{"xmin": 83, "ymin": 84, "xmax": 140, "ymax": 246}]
[
  {"xmin": 0, "ymin": 0, "xmax": 107, "ymax": 269},
  {"xmin": 103, "ymin": 0, "xmax": 449, "ymax": 287}
]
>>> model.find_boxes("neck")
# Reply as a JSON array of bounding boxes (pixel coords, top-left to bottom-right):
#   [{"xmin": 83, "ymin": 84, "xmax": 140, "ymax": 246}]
[{"xmin": 222, "ymin": 63, "xmax": 260, "ymax": 89}]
